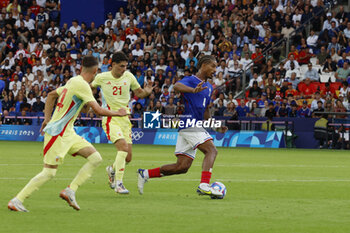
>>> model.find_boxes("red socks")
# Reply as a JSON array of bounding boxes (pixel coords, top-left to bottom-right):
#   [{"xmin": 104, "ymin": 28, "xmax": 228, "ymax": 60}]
[
  {"xmin": 200, "ymin": 171, "xmax": 212, "ymax": 184},
  {"xmin": 148, "ymin": 167, "xmax": 161, "ymax": 178}
]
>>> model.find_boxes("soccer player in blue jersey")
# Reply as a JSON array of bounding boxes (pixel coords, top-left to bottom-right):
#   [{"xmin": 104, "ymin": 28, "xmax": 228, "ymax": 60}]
[{"xmin": 137, "ymin": 55, "xmax": 227, "ymax": 198}]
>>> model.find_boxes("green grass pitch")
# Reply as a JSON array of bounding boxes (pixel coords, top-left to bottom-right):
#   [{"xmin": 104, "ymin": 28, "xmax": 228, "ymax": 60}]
[{"xmin": 1, "ymin": 141, "xmax": 350, "ymax": 233}]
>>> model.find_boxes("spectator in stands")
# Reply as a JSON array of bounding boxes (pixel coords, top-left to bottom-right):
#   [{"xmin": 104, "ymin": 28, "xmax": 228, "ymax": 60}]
[
  {"xmin": 249, "ymin": 72, "xmax": 263, "ymax": 89},
  {"xmin": 236, "ymin": 99, "xmax": 249, "ymax": 117},
  {"xmin": 299, "ymin": 78, "xmax": 314, "ymax": 99},
  {"xmin": 298, "ymin": 46, "xmax": 312, "ymax": 65},
  {"xmin": 277, "ymin": 103, "xmax": 289, "ymax": 118},
  {"xmin": 154, "ymin": 100, "xmax": 165, "ymax": 114},
  {"xmin": 298, "ymin": 100, "xmax": 312, "ymax": 118},
  {"xmin": 339, "ymin": 81, "xmax": 350, "ymax": 98},
  {"xmin": 284, "ymin": 54, "xmax": 300, "ymax": 70},
  {"xmin": 223, "ymin": 102, "xmax": 237, "ymax": 118},
  {"xmin": 304, "ymin": 63, "xmax": 320, "ymax": 82},
  {"xmin": 323, "ymin": 12, "xmax": 339, "ymax": 31},
  {"xmin": 338, "ymin": 94, "xmax": 349, "ymax": 110},
  {"xmin": 317, "ymin": 46, "xmax": 328, "ymax": 65},
  {"xmin": 323, "ymin": 55, "xmax": 338, "ymax": 73},
  {"xmin": 312, "ymin": 101, "xmax": 325, "ymax": 118},
  {"xmin": 307, "ymin": 30, "xmax": 319, "ymax": 52},
  {"xmin": 335, "ymin": 62, "xmax": 350, "ymax": 82},
  {"xmin": 132, "ymin": 103, "xmax": 143, "ymax": 118},
  {"xmin": 285, "ymin": 83, "xmax": 299, "ymax": 98},
  {"xmin": 265, "ymin": 102, "xmax": 276, "ymax": 119},
  {"xmin": 285, "ymin": 62, "xmax": 301, "ymax": 79},
  {"xmin": 17, "ymin": 110, "xmax": 31, "ymax": 125},
  {"xmin": 248, "ymin": 81, "xmax": 262, "ymax": 99},
  {"xmin": 264, "ymin": 77, "xmax": 276, "ymax": 95},
  {"xmin": 311, "ymin": 92, "xmax": 325, "ymax": 111},
  {"xmin": 214, "ymin": 99, "xmax": 226, "ymax": 117},
  {"xmin": 289, "ymin": 103, "xmax": 298, "ymax": 117},
  {"xmin": 335, "ymin": 99, "xmax": 347, "ymax": 119},
  {"xmin": 344, "ymin": 22, "xmax": 350, "ymax": 40},
  {"xmin": 164, "ymin": 97, "xmax": 176, "ymax": 116},
  {"xmin": 327, "ymin": 37, "xmax": 341, "ymax": 55},
  {"xmin": 213, "ymin": 93, "xmax": 227, "ymax": 108},
  {"xmin": 0, "ymin": 74, "xmax": 5, "ymax": 95},
  {"xmin": 337, "ymin": 52, "xmax": 350, "ymax": 68},
  {"xmin": 32, "ymin": 96, "xmax": 44, "ymax": 112},
  {"xmin": 1, "ymin": 94, "xmax": 12, "ymax": 112}
]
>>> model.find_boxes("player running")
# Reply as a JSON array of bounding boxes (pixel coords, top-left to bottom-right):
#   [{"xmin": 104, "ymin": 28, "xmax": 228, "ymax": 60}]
[
  {"xmin": 8, "ymin": 56, "xmax": 127, "ymax": 212},
  {"xmin": 137, "ymin": 55, "xmax": 227, "ymax": 198},
  {"xmin": 91, "ymin": 52, "xmax": 152, "ymax": 194}
]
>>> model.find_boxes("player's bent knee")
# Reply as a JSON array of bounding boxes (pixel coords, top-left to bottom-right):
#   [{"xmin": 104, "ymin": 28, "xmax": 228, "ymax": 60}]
[
  {"xmin": 88, "ymin": 151, "xmax": 102, "ymax": 167},
  {"xmin": 176, "ymin": 164, "xmax": 190, "ymax": 174},
  {"xmin": 43, "ymin": 167, "xmax": 57, "ymax": 179},
  {"xmin": 178, "ymin": 167, "xmax": 189, "ymax": 174}
]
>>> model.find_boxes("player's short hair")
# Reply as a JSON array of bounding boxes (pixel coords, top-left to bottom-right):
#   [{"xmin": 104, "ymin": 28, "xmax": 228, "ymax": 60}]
[
  {"xmin": 197, "ymin": 55, "xmax": 216, "ymax": 69},
  {"xmin": 82, "ymin": 55, "xmax": 98, "ymax": 68},
  {"xmin": 112, "ymin": 51, "xmax": 128, "ymax": 64}
]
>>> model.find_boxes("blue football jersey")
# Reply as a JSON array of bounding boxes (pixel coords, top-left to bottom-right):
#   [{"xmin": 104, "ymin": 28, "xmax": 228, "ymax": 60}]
[{"xmin": 177, "ymin": 75, "xmax": 213, "ymax": 127}]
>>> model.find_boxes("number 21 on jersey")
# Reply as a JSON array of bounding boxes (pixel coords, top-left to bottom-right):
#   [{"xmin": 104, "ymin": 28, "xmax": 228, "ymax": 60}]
[{"xmin": 113, "ymin": 86, "xmax": 122, "ymax": 95}]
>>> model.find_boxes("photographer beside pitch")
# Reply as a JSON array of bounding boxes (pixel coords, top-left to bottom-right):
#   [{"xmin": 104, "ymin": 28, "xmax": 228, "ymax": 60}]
[
  {"xmin": 8, "ymin": 56, "xmax": 127, "ymax": 212},
  {"xmin": 138, "ymin": 55, "xmax": 227, "ymax": 198}
]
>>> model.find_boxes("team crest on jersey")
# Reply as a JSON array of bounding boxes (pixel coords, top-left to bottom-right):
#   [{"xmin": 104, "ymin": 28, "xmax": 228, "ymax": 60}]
[
  {"xmin": 123, "ymin": 81, "xmax": 126, "ymax": 85},
  {"xmin": 106, "ymin": 81, "xmax": 111, "ymax": 85}
]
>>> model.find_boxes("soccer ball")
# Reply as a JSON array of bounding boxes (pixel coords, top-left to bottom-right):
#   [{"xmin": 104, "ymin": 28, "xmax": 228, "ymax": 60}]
[{"xmin": 210, "ymin": 181, "xmax": 227, "ymax": 199}]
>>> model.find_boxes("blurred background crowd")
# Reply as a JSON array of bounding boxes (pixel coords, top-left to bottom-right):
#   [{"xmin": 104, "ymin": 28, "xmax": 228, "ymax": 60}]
[{"xmin": 0, "ymin": 0, "xmax": 348, "ymax": 128}]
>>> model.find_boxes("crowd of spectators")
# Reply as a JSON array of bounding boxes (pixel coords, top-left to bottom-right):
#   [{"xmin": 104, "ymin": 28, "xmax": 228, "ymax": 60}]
[{"xmin": 0, "ymin": 0, "xmax": 349, "ymax": 128}]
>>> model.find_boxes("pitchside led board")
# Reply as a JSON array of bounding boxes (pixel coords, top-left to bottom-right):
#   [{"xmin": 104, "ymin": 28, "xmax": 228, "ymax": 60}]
[{"xmin": 0, "ymin": 125, "xmax": 285, "ymax": 148}]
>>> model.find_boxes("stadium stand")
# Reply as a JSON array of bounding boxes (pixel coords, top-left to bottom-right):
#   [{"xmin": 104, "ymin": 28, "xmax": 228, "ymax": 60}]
[{"xmin": 0, "ymin": 0, "xmax": 348, "ymax": 127}]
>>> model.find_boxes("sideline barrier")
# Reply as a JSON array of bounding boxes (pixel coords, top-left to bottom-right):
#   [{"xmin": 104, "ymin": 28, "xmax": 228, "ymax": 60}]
[{"xmin": 0, "ymin": 125, "xmax": 285, "ymax": 148}]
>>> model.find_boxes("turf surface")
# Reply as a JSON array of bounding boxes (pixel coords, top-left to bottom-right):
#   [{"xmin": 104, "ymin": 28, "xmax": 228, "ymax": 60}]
[{"xmin": 1, "ymin": 141, "xmax": 350, "ymax": 233}]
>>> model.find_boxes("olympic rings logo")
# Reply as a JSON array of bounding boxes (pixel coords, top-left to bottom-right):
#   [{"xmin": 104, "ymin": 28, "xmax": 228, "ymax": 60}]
[{"xmin": 132, "ymin": 131, "xmax": 144, "ymax": 141}]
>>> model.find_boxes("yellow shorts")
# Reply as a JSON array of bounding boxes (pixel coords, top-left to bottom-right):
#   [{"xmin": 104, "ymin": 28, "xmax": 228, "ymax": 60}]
[
  {"xmin": 43, "ymin": 132, "xmax": 92, "ymax": 165},
  {"xmin": 102, "ymin": 115, "xmax": 132, "ymax": 144}
]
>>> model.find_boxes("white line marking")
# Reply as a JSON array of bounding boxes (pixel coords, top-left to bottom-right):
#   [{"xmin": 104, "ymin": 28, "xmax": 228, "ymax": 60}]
[
  {"xmin": 0, "ymin": 163, "xmax": 347, "ymax": 168},
  {"xmin": 1, "ymin": 177, "xmax": 350, "ymax": 182}
]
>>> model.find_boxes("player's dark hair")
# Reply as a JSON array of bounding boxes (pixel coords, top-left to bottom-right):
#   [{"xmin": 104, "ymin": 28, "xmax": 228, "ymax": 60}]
[
  {"xmin": 82, "ymin": 55, "xmax": 98, "ymax": 68},
  {"xmin": 197, "ymin": 55, "xmax": 216, "ymax": 69},
  {"xmin": 112, "ymin": 51, "xmax": 128, "ymax": 64}
]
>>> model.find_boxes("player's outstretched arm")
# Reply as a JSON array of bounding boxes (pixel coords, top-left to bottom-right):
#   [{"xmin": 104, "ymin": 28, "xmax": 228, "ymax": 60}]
[
  {"xmin": 174, "ymin": 81, "xmax": 207, "ymax": 93},
  {"xmin": 87, "ymin": 101, "xmax": 127, "ymax": 117},
  {"xmin": 133, "ymin": 83, "xmax": 154, "ymax": 98}
]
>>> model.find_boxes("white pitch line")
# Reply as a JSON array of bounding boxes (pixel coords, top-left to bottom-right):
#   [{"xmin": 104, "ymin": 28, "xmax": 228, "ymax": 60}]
[
  {"xmin": 0, "ymin": 163, "xmax": 348, "ymax": 168},
  {"xmin": 1, "ymin": 177, "xmax": 350, "ymax": 182}
]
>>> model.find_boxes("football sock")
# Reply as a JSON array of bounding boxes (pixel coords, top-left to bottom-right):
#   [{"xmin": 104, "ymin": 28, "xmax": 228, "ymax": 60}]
[
  {"xmin": 16, "ymin": 167, "xmax": 57, "ymax": 202},
  {"xmin": 114, "ymin": 151, "xmax": 128, "ymax": 181},
  {"xmin": 70, "ymin": 152, "xmax": 102, "ymax": 192},
  {"xmin": 148, "ymin": 167, "xmax": 161, "ymax": 178},
  {"xmin": 200, "ymin": 171, "xmax": 212, "ymax": 184}
]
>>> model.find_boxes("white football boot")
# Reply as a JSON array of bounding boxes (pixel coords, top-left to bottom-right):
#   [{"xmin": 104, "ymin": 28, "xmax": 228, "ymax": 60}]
[
  {"xmin": 106, "ymin": 165, "xmax": 116, "ymax": 189},
  {"xmin": 59, "ymin": 187, "xmax": 80, "ymax": 211},
  {"xmin": 137, "ymin": 169, "xmax": 148, "ymax": 195},
  {"xmin": 197, "ymin": 183, "xmax": 223, "ymax": 198},
  {"xmin": 8, "ymin": 197, "xmax": 29, "ymax": 212},
  {"xmin": 115, "ymin": 182, "xmax": 129, "ymax": 194}
]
